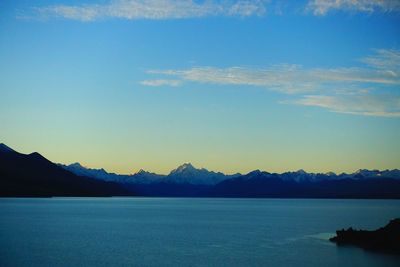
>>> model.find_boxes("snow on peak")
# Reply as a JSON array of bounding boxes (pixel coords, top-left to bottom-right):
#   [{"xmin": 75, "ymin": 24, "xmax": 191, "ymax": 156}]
[
  {"xmin": 70, "ymin": 162, "xmax": 84, "ymax": 168},
  {"xmin": 170, "ymin": 163, "xmax": 196, "ymax": 174},
  {"xmin": 136, "ymin": 169, "xmax": 149, "ymax": 175}
]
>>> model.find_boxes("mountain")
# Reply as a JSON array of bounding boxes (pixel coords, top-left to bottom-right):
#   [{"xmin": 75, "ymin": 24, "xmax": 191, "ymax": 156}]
[
  {"xmin": 352, "ymin": 169, "xmax": 400, "ymax": 179},
  {"xmin": 211, "ymin": 170, "xmax": 400, "ymax": 198},
  {"xmin": 62, "ymin": 160, "xmax": 400, "ymax": 187},
  {"xmin": 131, "ymin": 169, "xmax": 166, "ymax": 184},
  {"xmin": 59, "ymin": 163, "xmax": 165, "ymax": 184},
  {"xmin": 61, "ymin": 162, "xmax": 238, "ymax": 185},
  {"xmin": 60, "ymin": 160, "xmax": 400, "ymax": 198},
  {"xmin": 0, "ymin": 144, "xmax": 130, "ymax": 197},
  {"xmin": 59, "ymin": 162, "xmax": 124, "ymax": 182},
  {"xmin": 60, "ymin": 162, "xmax": 241, "ymax": 196},
  {"xmin": 165, "ymin": 163, "xmax": 240, "ymax": 185},
  {"xmin": 3, "ymin": 142, "xmax": 400, "ymax": 198}
]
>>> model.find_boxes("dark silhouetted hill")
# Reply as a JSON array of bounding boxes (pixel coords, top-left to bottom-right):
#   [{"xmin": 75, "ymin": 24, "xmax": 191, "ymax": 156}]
[{"xmin": 0, "ymin": 144, "xmax": 131, "ymax": 197}]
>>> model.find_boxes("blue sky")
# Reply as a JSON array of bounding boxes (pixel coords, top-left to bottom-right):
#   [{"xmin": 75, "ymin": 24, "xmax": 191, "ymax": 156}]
[{"xmin": 0, "ymin": 0, "xmax": 399, "ymax": 174}]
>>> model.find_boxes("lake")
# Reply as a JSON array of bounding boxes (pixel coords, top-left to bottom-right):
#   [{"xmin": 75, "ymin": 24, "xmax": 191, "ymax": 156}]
[{"xmin": 0, "ymin": 198, "xmax": 399, "ymax": 266}]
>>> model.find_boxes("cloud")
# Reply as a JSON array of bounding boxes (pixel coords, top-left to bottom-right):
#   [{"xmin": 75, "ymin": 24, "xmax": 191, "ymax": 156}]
[
  {"xmin": 29, "ymin": 0, "xmax": 268, "ymax": 21},
  {"xmin": 306, "ymin": 0, "xmax": 400, "ymax": 16},
  {"xmin": 21, "ymin": 0, "xmax": 400, "ymax": 20},
  {"xmin": 142, "ymin": 49, "xmax": 400, "ymax": 117},
  {"xmin": 140, "ymin": 79, "xmax": 181, "ymax": 87},
  {"xmin": 361, "ymin": 49, "xmax": 400, "ymax": 73},
  {"xmin": 143, "ymin": 49, "xmax": 400, "ymax": 93},
  {"xmin": 292, "ymin": 94, "xmax": 400, "ymax": 117},
  {"xmin": 147, "ymin": 65, "xmax": 318, "ymax": 93}
]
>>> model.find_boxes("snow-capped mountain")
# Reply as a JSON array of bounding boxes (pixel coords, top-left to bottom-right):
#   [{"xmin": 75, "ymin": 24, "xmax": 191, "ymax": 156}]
[
  {"xmin": 59, "ymin": 162, "xmax": 122, "ymax": 182},
  {"xmin": 279, "ymin": 170, "xmax": 340, "ymax": 182},
  {"xmin": 60, "ymin": 162, "xmax": 239, "ymax": 185},
  {"xmin": 352, "ymin": 169, "xmax": 400, "ymax": 179},
  {"xmin": 129, "ymin": 169, "xmax": 166, "ymax": 184},
  {"xmin": 165, "ymin": 163, "xmax": 240, "ymax": 185},
  {"xmin": 59, "ymin": 163, "xmax": 165, "ymax": 184},
  {"xmin": 60, "ymin": 160, "xmax": 400, "ymax": 186}
]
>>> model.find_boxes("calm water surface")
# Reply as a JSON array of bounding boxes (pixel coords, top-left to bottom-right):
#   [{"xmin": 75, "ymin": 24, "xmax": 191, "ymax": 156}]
[{"xmin": 0, "ymin": 198, "xmax": 399, "ymax": 267}]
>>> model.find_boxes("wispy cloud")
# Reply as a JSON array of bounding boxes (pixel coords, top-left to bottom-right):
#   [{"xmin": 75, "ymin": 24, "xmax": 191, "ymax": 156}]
[
  {"xmin": 20, "ymin": 0, "xmax": 400, "ymax": 20},
  {"xmin": 27, "ymin": 0, "xmax": 268, "ymax": 21},
  {"xmin": 147, "ymin": 65, "xmax": 319, "ymax": 94},
  {"xmin": 306, "ymin": 0, "xmax": 400, "ymax": 16},
  {"xmin": 292, "ymin": 94, "xmax": 400, "ymax": 117},
  {"xmin": 142, "ymin": 49, "xmax": 400, "ymax": 117},
  {"xmin": 361, "ymin": 49, "xmax": 400, "ymax": 73},
  {"xmin": 143, "ymin": 49, "xmax": 400, "ymax": 91},
  {"xmin": 140, "ymin": 79, "xmax": 181, "ymax": 87}
]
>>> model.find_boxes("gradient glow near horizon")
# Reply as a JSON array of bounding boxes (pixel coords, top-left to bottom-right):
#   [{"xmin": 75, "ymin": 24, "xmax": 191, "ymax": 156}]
[{"xmin": 1, "ymin": 0, "xmax": 399, "ymax": 175}]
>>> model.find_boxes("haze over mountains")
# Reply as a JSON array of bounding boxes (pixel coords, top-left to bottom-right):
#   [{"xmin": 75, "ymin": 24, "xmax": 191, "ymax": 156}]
[{"xmin": 2, "ymin": 143, "xmax": 400, "ymax": 198}]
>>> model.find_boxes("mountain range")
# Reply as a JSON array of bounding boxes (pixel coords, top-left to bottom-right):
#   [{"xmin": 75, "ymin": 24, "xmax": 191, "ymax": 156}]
[
  {"xmin": 2, "ymin": 143, "xmax": 400, "ymax": 198},
  {"xmin": 60, "ymin": 161, "xmax": 400, "ymax": 185},
  {"xmin": 59, "ymin": 162, "xmax": 240, "ymax": 185}
]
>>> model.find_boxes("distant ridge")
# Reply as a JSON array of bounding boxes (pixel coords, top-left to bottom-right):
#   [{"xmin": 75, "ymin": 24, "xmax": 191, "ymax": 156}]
[
  {"xmin": 60, "ymin": 158, "xmax": 400, "ymax": 198},
  {"xmin": 61, "ymin": 161, "xmax": 400, "ymax": 185}
]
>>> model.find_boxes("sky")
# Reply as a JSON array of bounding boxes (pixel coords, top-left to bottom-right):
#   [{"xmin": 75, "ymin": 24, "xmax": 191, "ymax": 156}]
[{"xmin": 0, "ymin": 0, "xmax": 399, "ymax": 175}]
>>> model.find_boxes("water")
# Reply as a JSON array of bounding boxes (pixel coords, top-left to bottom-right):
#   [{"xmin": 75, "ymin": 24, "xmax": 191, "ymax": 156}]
[{"xmin": 0, "ymin": 198, "xmax": 399, "ymax": 267}]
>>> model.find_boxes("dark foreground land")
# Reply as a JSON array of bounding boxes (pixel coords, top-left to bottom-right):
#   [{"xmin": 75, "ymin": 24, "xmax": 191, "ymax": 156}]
[
  {"xmin": 0, "ymin": 144, "xmax": 129, "ymax": 197},
  {"xmin": 330, "ymin": 218, "xmax": 400, "ymax": 254}
]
